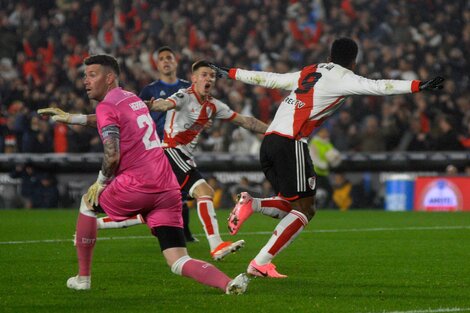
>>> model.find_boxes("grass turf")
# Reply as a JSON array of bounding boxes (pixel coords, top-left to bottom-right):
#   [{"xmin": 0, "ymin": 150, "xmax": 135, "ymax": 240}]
[{"xmin": 0, "ymin": 209, "xmax": 469, "ymax": 313}]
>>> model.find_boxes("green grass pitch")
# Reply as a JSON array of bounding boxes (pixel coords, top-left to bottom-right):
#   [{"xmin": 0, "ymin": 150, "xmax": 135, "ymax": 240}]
[{"xmin": 1, "ymin": 209, "xmax": 469, "ymax": 313}]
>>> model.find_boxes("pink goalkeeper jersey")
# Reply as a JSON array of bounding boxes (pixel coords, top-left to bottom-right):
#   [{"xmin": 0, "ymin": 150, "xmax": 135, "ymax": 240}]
[{"xmin": 96, "ymin": 87, "xmax": 179, "ymax": 193}]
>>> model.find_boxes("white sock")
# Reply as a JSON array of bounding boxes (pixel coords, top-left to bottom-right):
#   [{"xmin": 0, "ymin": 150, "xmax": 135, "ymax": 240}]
[
  {"xmin": 254, "ymin": 210, "xmax": 308, "ymax": 265},
  {"xmin": 196, "ymin": 196, "xmax": 223, "ymax": 251},
  {"xmin": 97, "ymin": 214, "xmax": 144, "ymax": 230},
  {"xmin": 253, "ymin": 196, "xmax": 292, "ymax": 219}
]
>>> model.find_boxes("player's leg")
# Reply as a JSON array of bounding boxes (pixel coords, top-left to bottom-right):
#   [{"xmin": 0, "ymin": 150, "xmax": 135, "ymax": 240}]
[
  {"xmin": 67, "ymin": 196, "xmax": 97, "ymax": 290},
  {"xmin": 182, "ymin": 200, "xmax": 198, "ymax": 242},
  {"xmin": 247, "ymin": 136, "xmax": 316, "ymax": 278},
  {"xmin": 191, "ymin": 180, "xmax": 244, "ymax": 260},
  {"xmin": 148, "ymin": 190, "xmax": 249, "ymax": 294},
  {"xmin": 96, "ymin": 213, "xmax": 145, "ymax": 230},
  {"xmin": 228, "ymin": 192, "xmax": 292, "ymax": 235}
]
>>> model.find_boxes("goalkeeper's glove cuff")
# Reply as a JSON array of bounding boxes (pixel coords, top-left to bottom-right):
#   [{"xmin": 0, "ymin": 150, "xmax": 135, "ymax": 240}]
[
  {"xmin": 69, "ymin": 114, "xmax": 87, "ymax": 125},
  {"xmin": 97, "ymin": 170, "xmax": 112, "ymax": 185}
]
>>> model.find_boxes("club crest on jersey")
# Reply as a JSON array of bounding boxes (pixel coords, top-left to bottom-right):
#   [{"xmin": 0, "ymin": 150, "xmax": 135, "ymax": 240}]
[
  {"xmin": 159, "ymin": 90, "xmax": 166, "ymax": 97},
  {"xmin": 308, "ymin": 176, "xmax": 316, "ymax": 190},
  {"xmin": 175, "ymin": 92, "xmax": 184, "ymax": 98}
]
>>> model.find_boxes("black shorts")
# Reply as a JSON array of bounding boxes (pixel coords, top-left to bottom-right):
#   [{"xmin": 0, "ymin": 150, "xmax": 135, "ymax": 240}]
[
  {"xmin": 260, "ymin": 134, "xmax": 316, "ymax": 200},
  {"xmin": 164, "ymin": 148, "xmax": 204, "ymax": 197}
]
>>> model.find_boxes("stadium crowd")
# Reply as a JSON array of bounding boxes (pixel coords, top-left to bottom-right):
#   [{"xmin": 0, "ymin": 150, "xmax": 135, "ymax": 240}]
[{"xmin": 0, "ymin": 0, "xmax": 469, "ymax": 155}]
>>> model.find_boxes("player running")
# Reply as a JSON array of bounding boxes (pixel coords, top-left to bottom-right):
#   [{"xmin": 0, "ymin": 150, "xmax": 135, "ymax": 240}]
[
  {"xmin": 209, "ymin": 37, "xmax": 444, "ymax": 277},
  {"xmin": 65, "ymin": 54, "xmax": 249, "ymax": 294}
]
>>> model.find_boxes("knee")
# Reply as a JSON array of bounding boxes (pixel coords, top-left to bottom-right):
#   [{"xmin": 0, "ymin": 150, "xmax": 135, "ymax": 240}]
[
  {"xmin": 302, "ymin": 205, "xmax": 316, "ymax": 221},
  {"xmin": 193, "ymin": 182, "xmax": 214, "ymax": 199},
  {"xmin": 294, "ymin": 199, "xmax": 316, "ymax": 221}
]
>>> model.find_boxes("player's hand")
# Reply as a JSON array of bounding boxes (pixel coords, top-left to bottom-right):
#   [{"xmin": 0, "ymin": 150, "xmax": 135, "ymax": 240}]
[
  {"xmin": 208, "ymin": 63, "xmax": 230, "ymax": 79},
  {"xmin": 204, "ymin": 119, "xmax": 213, "ymax": 129},
  {"xmin": 85, "ymin": 171, "xmax": 110, "ymax": 207},
  {"xmin": 37, "ymin": 107, "xmax": 71, "ymax": 123},
  {"xmin": 419, "ymin": 76, "xmax": 445, "ymax": 91}
]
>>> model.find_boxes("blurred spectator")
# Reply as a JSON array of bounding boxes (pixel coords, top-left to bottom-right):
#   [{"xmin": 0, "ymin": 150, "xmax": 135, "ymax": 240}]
[
  {"xmin": 32, "ymin": 172, "xmax": 59, "ymax": 208},
  {"xmin": 445, "ymin": 164, "xmax": 458, "ymax": 176},
  {"xmin": 9, "ymin": 163, "xmax": 38, "ymax": 209},
  {"xmin": 309, "ymin": 127, "xmax": 342, "ymax": 209},
  {"xmin": 332, "ymin": 173, "xmax": 352, "ymax": 211},
  {"xmin": 433, "ymin": 115, "xmax": 465, "ymax": 151}
]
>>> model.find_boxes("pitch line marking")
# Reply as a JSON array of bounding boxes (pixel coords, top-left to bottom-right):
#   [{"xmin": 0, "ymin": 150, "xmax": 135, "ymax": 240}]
[
  {"xmin": 363, "ymin": 307, "xmax": 470, "ymax": 313},
  {"xmin": 1, "ymin": 225, "xmax": 469, "ymax": 245}
]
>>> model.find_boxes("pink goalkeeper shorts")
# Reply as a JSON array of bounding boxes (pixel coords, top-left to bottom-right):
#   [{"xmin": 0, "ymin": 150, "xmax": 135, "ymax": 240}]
[{"xmin": 98, "ymin": 179, "xmax": 182, "ymax": 229}]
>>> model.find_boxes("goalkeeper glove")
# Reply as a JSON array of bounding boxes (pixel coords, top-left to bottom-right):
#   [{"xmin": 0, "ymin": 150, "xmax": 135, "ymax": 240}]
[
  {"xmin": 86, "ymin": 171, "xmax": 111, "ymax": 207},
  {"xmin": 419, "ymin": 76, "xmax": 445, "ymax": 91},
  {"xmin": 37, "ymin": 108, "xmax": 87, "ymax": 125},
  {"xmin": 208, "ymin": 63, "xmax": 230, "ymax": 79}
]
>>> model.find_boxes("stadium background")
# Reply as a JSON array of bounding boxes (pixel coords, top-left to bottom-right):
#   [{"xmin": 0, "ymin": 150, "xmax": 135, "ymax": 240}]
[{"xmin": 0, "ymin": 0, "xmax": 469, "ymax": 209}]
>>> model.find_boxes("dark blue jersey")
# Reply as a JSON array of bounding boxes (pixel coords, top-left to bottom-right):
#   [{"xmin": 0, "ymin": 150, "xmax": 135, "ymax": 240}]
[{"xmin": 139, "ymin": 79, "xmax": 191, "ymax": 141}]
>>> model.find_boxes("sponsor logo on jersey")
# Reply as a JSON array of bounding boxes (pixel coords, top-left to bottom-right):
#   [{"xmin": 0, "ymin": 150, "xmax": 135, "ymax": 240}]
[
  {"xmin": 175, "ymin": 92, "xmax": 184, "ymax": 98},
  {"xmin": 285, "ymin": 96, "xmax": 306, "ymax": 109}
]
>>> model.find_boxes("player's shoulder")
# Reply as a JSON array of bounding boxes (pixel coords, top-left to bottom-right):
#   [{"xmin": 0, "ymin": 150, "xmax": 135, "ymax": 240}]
[{"xmin": 178, "ymin": 78, "xmax": 191, "ymax": 87}]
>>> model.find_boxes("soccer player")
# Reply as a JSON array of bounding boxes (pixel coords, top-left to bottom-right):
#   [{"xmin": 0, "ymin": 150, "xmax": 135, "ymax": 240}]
[
  {"xmin": 146, "ymin": 60, "xmax": 269, "ymax": 260},
  {"xmin": 209, "ymin": 37, "xmax": 444, "ymax": 277},
  {"xmin": 101, "ymin": 46, "xmax": 197, "ymax": 242},
  {"xmin": 65, "ymin": 54, "xmax": 249, "ymax": 294},
  {"xmin": 39, "ymin": 60, "xmax": 269, "ymax": 261}
]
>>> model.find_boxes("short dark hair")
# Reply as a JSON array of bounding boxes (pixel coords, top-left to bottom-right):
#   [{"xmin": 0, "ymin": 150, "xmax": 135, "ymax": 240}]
[
  {"xmin": 157, "ymin": 46, "xmax": 176, "ymax": 56},
  {"xmin": 330, "ymin": 38, "xmax": 358, "ymax": 68},
  {"xmin": 84, "ymin": 54, "xmax": 120, "ymax": 76},
  {"xmin": 191, "ymin": 60, "xmax": 212, "ymax": 73}
]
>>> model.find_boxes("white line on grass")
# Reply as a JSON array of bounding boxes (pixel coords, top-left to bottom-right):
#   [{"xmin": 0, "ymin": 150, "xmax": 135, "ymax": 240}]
[
  {"xmin": 363, "ymin": 307, "xmax": 470, "ymax": 313},
  {"xmin": 1, "ymin": 225, "xmax": 469, "ymax": 245}
]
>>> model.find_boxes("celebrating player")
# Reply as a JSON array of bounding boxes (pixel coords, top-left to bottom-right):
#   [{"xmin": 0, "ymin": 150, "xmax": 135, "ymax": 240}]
[
  {"xmin": 209, "ymin": 37, "xmax": 444, "ymax": 277},
  {"xmin": 64, "ymin": 54, "xmax": 249, "ymax": 294}
]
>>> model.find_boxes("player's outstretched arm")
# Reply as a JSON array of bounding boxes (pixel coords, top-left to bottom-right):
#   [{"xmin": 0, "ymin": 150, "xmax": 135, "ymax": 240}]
[
  {"xmin": 37, "ymin": 108, "xmax": 97, "ymax": 128},
  {"xmin": 148, "ymin": 98, "xmax": 176, "ymax": 112},
  {"xmin": 209, "ymin": 62, "xmax": 299, "ymax": 90},
  {"xmin": 231, "ymin": 114, "xmax": 268, "ymax": 134}
]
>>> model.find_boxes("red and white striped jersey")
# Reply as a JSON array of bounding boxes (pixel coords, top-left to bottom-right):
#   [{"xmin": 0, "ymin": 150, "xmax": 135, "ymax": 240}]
[
  {"xmin": 163, "ymin": 85, "xmax": 237, "ymax": 157},
  {"xmin": 230, "ymin": 63, "xmax": 420, "ymax": 142}
]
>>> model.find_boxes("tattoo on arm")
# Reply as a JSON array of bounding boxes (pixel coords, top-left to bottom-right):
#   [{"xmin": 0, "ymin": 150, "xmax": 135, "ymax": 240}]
[
  {"xmin": 243, "ymin": 116, "xmax": 268, "ymax": 134},
  {"xmin": 101, "ymin": 125, "xmax": 120, "ymax": 178}
]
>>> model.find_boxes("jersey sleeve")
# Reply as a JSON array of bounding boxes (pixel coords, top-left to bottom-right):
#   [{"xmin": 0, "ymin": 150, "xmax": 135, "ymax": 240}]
[
  {"xmin": 167, "ymin": 89, "xmax": 189, "ymax": 110},
  {"xmin": 96, "ymin": 102, "xmax": 120, "ymax": 138},
  {"xmin": 213, "ymin": 99, "xmax": 237, "ymax": 120},
  {"xmin": 331, "ymin": 72, "xmax": 419, "ymax": 96},
  {"xmin": 232, "ymin": 68, "xmax": 301, "ymax": 91}
]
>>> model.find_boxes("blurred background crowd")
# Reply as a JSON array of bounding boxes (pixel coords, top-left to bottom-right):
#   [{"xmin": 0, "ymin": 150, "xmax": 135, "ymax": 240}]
[
  {"xmin": 0, "ymin": 0, "xmax": 469, "ymax": 155},
  {"xmin": 0, "ymin": 0, "xmax": 469, "ymax": 209}
]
